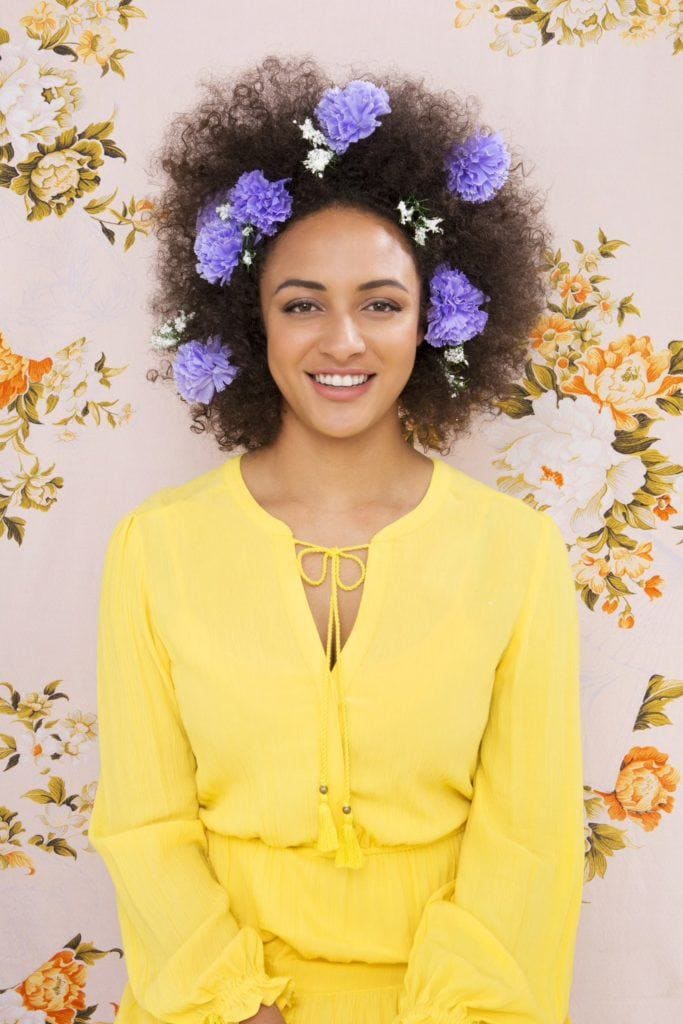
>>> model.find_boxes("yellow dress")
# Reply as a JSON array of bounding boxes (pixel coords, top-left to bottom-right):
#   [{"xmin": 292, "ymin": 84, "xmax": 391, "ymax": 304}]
[{"xmin": 88, "ymin": 452, "xmax": 585, "ymax": 1024}]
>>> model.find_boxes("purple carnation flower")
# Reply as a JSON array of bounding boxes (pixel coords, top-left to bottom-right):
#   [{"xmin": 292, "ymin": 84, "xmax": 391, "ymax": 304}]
[
  {"xmin": 228, "ymin": 169, "xmax": 294, "ymax": 237},
  {"xmin": 194, "ymin": 191, "xmax": 245, "ymax": 285},
  {"xmin": 314, "ymin": 79, "xmax": 391, "ymax": 155},
  {"xmin": 173, "ymin": 335, "xmax": 239, "ymax": 404},
  {"xmin": 425, "ymin": 263, "xmax": 490, "ymax": 347},
  {"xmin": 444, "ymin": 130, "xmax": 511, "ymax": 203}
]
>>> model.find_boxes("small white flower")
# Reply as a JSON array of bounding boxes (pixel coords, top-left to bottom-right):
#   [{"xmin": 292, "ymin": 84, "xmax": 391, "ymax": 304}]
[
  {"xmin": 242, "ymin": 250, "xmax": 253, "ymax": 266},
  {"xmin": 293, "ymin": 116, "xmax": 328, "ymax": 147},
  {"xmin": 242, "ymin": 224, "xmax": 255, "ymax": 236},
  {"xmin": 174, "ymin": 310, "xmax": 195, "ymax": 332},
  {"xmin": 303, "ymin": 147, "xmax": 335, "ymax": 177},
  {"xmin": 151, "ymin": 331, "xmax": 176, "ymax": 350},
  {"xmin": 444, "ymin": 345, "xmax": 467, "ymax": 365},
  {"xmin": 423, "ymin": 216, "xmax": 443, "ymax": 233},
  {"xmin": 151, "ymin": 309, "xmax": 196, "ymax": 350},
  {"xmin": 397, "ymin": 200, "xmax": 416, "ymax": 224},
  {"xmin": 414, "ymin": 225, "xmax": 427, "ymax": 246},
  {"xmin": 216, "ymin": 202, "xmax": 232, "ymax": 221}
]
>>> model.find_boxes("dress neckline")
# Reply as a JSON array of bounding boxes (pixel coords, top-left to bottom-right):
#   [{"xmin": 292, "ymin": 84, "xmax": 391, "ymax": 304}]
[{"xmin": 224, "ymin": 450, "xmax": 447, "ymax": 549}]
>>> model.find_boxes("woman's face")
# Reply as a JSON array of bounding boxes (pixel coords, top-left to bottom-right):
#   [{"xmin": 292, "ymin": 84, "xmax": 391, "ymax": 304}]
[{"xmin": 259, "ymin": 205, "xmax": 423, "ymax": 440}]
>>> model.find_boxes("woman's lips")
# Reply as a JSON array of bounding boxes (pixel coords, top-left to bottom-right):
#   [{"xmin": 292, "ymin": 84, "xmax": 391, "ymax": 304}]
[{"xmin": 306, "ymin": 372, "xmax": 376, "ymax": 401}]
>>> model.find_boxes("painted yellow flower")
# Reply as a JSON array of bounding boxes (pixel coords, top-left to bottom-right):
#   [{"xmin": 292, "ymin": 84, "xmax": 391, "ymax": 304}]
[
  {"xmin": 574, "ymin": 551, "xmax": 611, "ymax": 595},
  {"xmin": 621, "ymin": 15, "xmax": 657, "ymax": 44},
  {"xmin": 453, "ymin": 0, "xmax": 484, "ymax": 29},
  {"xmin": 610, "ymin": 541, "xmax": 654, "ymax": 581},
  {"xmin": 20, "ymin": 1, "xmax": 59, "ymax": 36},
  {"xmin": 84, "ymin": 0, "xmax": 119, "ymax": 19},
  {"xmin": 75, "ymin": 25, "xmax": 117, "ymax": 66}
]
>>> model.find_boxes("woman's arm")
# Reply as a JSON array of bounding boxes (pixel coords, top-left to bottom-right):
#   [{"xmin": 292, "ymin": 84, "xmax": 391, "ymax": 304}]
[
  {"xmin": 89, "ymin": 511, "xmax": 295, "ymax": 1024},
  {"xmin": 391, "ymin": 513, "xmax": 585, "ymax": 1024}
]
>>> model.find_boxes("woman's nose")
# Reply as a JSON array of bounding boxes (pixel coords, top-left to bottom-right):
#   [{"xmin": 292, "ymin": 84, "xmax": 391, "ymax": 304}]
[{"xmin": 317, "ymin": 312, "xmax": 367, "ymax": 357}]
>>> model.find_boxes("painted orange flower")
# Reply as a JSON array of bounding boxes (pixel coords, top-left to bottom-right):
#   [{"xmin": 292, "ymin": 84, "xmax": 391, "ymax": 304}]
[
  {"xmin": 529, "ymin": 312, "xmax": 576, "ymax": 359},
  {"xmin": 0, "ymin": 332, "xmax": 53, "ymax": 409},
  {"xmin": 595, "ymin": 746, "xmax": 680, "ymax": 831},
  {"xmin": 16, "ymin": 949, "xmax": 87, "ymax": 1024},
  {"xmin": 558, "ymin": 274, "xmax": 592, "ymax": 305},
  {"xmin": 560, "ymin": 333, "xmax": 683, "ymax": 431},
  {"xmin": 653, "ymin": 494, "xmax": 677, "ymax": 521},
  {"xmin": 131, "ymin": 197, "xmax": 155, "ymax": 234},
  {"xmin": 642, "ymin": 575, "xmax": 664, "ymax": 599}
]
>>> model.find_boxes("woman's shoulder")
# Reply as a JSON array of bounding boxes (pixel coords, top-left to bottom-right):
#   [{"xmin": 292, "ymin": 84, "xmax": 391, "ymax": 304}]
[
  {"xmin": 437, "ymin": 456, "xmax": 556, "ymax": 555},
  {"xmin": 109, "ymin": 457, "xmax": 240, "ymax": 540}
]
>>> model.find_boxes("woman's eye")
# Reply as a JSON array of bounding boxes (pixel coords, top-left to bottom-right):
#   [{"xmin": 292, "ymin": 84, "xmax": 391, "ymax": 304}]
[
  {"xmin": 367, "ymin": 300, "xmax": 400, "ymax": 313},
  {"xmin": 284, "ymin": 300, "xmax": 317, "ymax": 314}
]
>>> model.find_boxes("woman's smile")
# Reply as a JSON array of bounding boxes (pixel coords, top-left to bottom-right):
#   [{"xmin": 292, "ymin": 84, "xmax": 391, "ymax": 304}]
[{"xmin": 305, "ymin": 370, "xmax": 377, "ymax": 401}]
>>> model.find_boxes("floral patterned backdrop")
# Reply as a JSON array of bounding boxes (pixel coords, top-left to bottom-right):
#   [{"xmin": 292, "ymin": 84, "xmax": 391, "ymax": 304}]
[{"xmin": 1, "ymin": 1, "xmax": 681, "ymax": 1022}]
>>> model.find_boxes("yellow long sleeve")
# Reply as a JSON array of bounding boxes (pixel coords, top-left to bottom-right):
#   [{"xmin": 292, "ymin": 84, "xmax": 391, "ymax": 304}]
[
  {"xmin": 391, "ymin": 512, "xmax": 585, "ymax": 1024},
  {"xmin": 88, "ymin": 510, "xmax": 295, "ymax": 1024}
]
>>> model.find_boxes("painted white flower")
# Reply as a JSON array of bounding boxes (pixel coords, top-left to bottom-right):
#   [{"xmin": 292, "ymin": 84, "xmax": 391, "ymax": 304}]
[
  {"xmin": 487, "ymin": 389, "xmax": 648, "ymax": 539},
  {"xmin": 536, "ymin": 0, "xmax": 631, "ymax": 37},
  {"xmin": 0, "ymin": 35, "xmax": 82, "ymax": 164},
  {"xmin": 490, "ymin": 19, "xmax": 539, "ymax": 55},
  {"xmin": 63, "ymin": 709, "xmax": 97, "ymax": 743},
  {"xmin": 0, "ymin": 988, "xmax": 47, "ymax": 1024},
  {"xmin": 12, "ymin": 724, "xmax": 62, "ymax": 770},
  {"xmin": 37, "ymin": 801, "xmax": 88, "ymax": 838}
]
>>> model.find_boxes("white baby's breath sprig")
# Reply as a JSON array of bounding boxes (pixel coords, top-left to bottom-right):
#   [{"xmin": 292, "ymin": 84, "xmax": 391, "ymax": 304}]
[
  {"xmin": 442, "ymin": 345, "xmax": 469, "ymax": 397},
  {"xmin": 293, "ymin": 117, "xmax": 337, "ymax": 178},
  {"xmin": 240, "ymin": 224, "xmax": 257, "ymax": 267},
  {"xmin": 396, "ymin": 196, "xmax": 444, "ymax": 247},
  {"xmin": 150, "ymin": 309, "xmax": 196, "ymax": 350}
]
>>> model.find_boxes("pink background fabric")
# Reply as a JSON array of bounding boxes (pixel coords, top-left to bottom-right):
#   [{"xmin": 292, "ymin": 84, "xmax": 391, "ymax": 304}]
[{"xmin": 2, "ymin": 2, "xmax": 682, "ymax": 1022}]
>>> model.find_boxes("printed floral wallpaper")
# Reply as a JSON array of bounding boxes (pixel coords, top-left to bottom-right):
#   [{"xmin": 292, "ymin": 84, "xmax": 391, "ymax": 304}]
[{"xmin": 1, "ymin": 1, "xmax": 681, "ymax": 1023}]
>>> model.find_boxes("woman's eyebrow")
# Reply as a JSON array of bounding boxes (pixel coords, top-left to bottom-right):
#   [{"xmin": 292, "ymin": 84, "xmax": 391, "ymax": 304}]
[{"xmin": 273, "ymin": 278, "xmax": 409, "ymax": 295}]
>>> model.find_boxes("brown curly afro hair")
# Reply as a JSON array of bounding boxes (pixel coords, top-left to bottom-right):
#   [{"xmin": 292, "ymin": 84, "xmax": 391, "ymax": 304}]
[{"xmin": 146, "ymin": 53, "xmax": 554, "ymax": 456}]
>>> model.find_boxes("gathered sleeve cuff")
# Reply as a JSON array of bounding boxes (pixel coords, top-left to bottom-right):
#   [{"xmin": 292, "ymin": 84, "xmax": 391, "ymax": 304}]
[
  {"xmin": 391, "ymin": 513, "xmax": 585, "ymax": 1024},
  {"xmin": 89, "ymin": 510, "xmax": 295, "ymax": 1024}
]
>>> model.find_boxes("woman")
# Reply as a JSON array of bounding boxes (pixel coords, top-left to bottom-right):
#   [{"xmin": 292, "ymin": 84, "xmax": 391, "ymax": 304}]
[{"xmin": 89, "ymin": 56, "xmax": 585, "ymax": 1024}]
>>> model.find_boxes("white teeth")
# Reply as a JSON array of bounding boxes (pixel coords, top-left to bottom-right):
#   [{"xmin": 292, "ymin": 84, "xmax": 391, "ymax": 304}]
[{"xmin": 313, "ymin": 373, "xmax": 370, "ymax": 387}]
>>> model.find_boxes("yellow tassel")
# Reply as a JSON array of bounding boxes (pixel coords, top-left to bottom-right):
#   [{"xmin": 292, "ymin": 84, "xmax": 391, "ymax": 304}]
[
  {"xmin": 334, "ymin": 811, "xmax": 365, "ymax": 868},
  {"xmin": 316, "ymin": 791, "xmax": 339, "ymax": 852}
]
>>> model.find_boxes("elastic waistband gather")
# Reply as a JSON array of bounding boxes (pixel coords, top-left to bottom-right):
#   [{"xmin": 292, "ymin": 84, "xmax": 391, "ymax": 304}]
[
  {"xmin": 219, "ymin": 822, "xmax": 466, "ymax": 859},
  {"xmin": 263, "ymin": 933, "xmax": 407, "ymax": 994}
]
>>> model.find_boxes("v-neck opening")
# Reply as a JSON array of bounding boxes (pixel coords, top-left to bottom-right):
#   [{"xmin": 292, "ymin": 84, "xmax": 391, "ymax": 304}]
[{"xmin": 222, "ymin": 451, "xmax": 449, "ymax": 676}]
